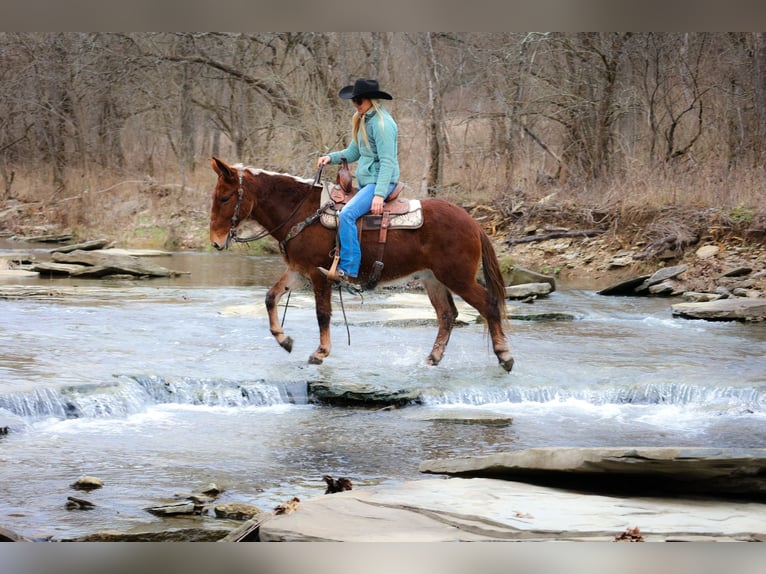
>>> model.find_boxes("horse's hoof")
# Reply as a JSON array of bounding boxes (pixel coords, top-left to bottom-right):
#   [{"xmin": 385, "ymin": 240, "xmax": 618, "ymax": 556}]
[
  {"xmin": 499, "ymin": 357, "xmax": 515, "ymax": 372},
  {"xmin": 308, "ymin": 355, "xmax": 324, "ymax": 365},
  {"xmin": 426, "ymin": 354, "xmax": 440, "ymax": 366},
  {"xmin": 280, "ymin": 336, "xmax": 293, "ymax": 353}
]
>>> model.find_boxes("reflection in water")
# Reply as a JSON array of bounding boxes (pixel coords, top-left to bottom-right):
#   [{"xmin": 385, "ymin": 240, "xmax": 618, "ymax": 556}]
[{"xmin": 0, "ymin": 245, "xmax": 765, "ymax": 539}]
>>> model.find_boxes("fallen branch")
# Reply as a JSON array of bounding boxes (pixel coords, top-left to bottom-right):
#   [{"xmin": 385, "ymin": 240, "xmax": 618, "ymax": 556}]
[
  {"xmin": 507, "ymin": 229, "xmax": 604, "ymax": 245},
  {"xmin": 633, "ymin": 233, "xmax": 699, "ymax": 260}
]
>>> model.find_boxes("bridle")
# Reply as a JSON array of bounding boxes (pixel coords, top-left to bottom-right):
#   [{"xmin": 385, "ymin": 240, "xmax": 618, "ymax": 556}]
[{"xmin": 226, "ymin": 167, "xmax": 332, "ymax": 259}]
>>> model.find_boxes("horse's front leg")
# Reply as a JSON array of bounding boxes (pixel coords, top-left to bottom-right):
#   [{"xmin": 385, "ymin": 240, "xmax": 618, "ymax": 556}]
[
  {"xmin": 265, "ymin": 269, "xmax": 303, "ymax": 353},
  {"xmin": 308, "ymin": 274, "xmax": 334, "ymax": 365}
]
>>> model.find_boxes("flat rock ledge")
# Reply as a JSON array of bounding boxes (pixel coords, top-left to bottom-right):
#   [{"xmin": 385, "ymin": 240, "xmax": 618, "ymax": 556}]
[
  {"xmin": 419, "ymin": 447, "xmax": 766, "ymax": 499},
  {"xmin": 671, "ymin": 298, "xmax": 766, "ymax": 322},
  {"xmin": 255, "ymin": 447, "xmax": 766, "ymax": 542},
  {"xmin": 258, "ymin": 477, "xmax": 766, "ymax": 542}
]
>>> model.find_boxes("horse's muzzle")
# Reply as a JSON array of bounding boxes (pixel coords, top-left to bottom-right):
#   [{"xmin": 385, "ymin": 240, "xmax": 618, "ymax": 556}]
[{"xmin": 211, "ymin": 233, "xmax": 231, "ymax": 251}]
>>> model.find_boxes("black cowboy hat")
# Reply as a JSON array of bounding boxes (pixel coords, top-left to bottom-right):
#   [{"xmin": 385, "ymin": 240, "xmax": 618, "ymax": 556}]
[{"xmin": 338, "ymin": 78, "xmax": 392, "ymax": 100}]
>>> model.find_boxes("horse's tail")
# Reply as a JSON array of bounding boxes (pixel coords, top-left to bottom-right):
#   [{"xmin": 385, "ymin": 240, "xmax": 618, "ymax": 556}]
[{"xmin": 479, "ymin": 230, "xmax": 508, "ymax": 327}]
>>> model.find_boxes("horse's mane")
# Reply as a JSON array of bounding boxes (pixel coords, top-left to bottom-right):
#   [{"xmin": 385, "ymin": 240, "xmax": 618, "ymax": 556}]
[{"xmin": 234, "ymin": 164, "xmax": 317, "ymax": 187}]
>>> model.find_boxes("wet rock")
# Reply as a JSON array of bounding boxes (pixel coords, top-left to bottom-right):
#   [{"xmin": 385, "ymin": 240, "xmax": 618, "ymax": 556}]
[
  {"xmin": 71, "ymin": 476, "xmax": 103, "ymax": 491},
  {"xmin": 66, "ymin": 528, "xmax": 231, "ymax": 542},
  {"xmin": 404, "ymin": 408, "xmax": 512, "ymax": 427},
  {"xmin": 0, "ymin": 525, "xmax": 32, "ymax": 542},
  {"xmin": 145, "ymin": 501, "xmax": 197, "ymax": 516},
  {"xmin": 213, "ymin": 503, "xmax": 263, "ymax": 520},
  {"xmin": 194, "ymin": 483, "xmax": 223, "ymax": 497},
  {"xmin": 505, "ymin": 282, "xmax": 552, "ymax": 299},
  {"xmin": 671, "ymin": 298, "xmax": 766, "ymax": 322},
  {"xmin": 307, "ymin": 381, "xmax": 421, "ymax": 408},
  {"xmin": 66, "ymin": 496, "xmax": 96, "ymax": 510},
  {"xmin": 44, "ymin": 250, "xmax": 186, "ymax": 278},
  {"xmin": 508, "ymin": 311, "xmax": 578, "ymax": 321}
]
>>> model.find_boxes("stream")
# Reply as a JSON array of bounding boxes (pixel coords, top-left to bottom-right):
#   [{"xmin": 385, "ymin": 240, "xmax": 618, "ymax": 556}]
[{"xmin": 1, "ymin": 245, "xmax": 765, "ymax": 540}]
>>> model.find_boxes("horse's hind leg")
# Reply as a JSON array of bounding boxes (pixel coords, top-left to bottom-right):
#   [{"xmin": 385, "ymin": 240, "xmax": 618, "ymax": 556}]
[
  {"xmin": 265, "ymin": 269, "xmax": 303, "ymax": 353},
  {"xmin": 421, "ymin": 272, "xmax": 459, "ymax": 366},
  {"xmin": 453, "ymin": 281, "xmax": 513, "ymax": 371}
]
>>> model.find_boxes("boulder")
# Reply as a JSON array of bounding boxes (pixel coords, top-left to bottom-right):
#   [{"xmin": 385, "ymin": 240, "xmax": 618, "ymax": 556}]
[
  {"xmin": 696, "ymin": 245, "xmax": 720, "ymax": 259},
  {"xmin": 507, "ymin": 266, "xmax": 556, "ymax": 290},
  {"xmin": 505, "ymin": 282, "xmax": 552, "ymax": 299},
  {"xmin": 597, "ymin": 274, "xmax": 651, "ymax": 296},
  {"xmin": 634, "ymin": 264, "xmax": 688, "ymax": 294},
  {"xmin": 70, "ymin": 476, "xmax": 103, "ymax": 491}
]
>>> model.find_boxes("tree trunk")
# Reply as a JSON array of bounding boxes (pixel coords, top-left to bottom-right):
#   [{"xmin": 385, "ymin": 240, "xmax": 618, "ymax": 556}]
[
  {"xmin": 421, "ymin": 32, "xmax": 444, "ymax": 197},
  {"xmin": 752, "ymin": 33, "xmax": 766, "ymax": 161}
]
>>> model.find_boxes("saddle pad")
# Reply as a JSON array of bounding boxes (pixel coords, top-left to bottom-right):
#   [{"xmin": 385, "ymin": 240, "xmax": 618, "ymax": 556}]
[{"xmin": 319, "ymin": 182, "xmax": 423, "ymax": 230}]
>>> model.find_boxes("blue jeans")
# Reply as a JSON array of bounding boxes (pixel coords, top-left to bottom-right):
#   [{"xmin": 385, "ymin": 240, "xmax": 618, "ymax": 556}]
[{"xmin": 338, "ymin": 182, "xmax": 396, "ymax": 277}]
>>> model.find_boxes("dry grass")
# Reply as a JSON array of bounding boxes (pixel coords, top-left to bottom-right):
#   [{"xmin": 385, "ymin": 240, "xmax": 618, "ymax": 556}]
[{"xmin": 2, "ymin": 125, "xmax": 765, "ymax": 252}]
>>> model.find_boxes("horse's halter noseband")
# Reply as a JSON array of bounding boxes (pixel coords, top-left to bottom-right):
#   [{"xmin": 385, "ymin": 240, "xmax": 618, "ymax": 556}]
[{"xmin": 226, "ymin": 171, "xmax": 246, "ymax": 243}]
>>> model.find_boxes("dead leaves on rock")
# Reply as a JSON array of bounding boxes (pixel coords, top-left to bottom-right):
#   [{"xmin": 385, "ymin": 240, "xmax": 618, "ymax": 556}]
[
  {"xmin": 614, "ymin": 526, "xmax": 645, "ymax": 542},
  {"xmin": 274, "ymin": 497, "xmax": 300, "ymax": 515}
]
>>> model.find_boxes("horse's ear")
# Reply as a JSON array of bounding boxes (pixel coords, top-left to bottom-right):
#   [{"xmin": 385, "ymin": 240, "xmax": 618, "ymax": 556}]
[{"xmin": 211, "ymin": 157, "xmax": 234, "ymax": 179}]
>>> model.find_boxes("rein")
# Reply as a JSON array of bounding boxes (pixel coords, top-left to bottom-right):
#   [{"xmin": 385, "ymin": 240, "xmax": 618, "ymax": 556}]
[{"xmin": 228, "ymin": 167, "xmax": 331, "ymax": 258}]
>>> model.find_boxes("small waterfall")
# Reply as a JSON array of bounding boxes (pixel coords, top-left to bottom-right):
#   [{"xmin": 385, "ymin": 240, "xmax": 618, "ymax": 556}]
[
  {"xmin": 0, "ymin": 375, "xmax": 308, "ymax": 423},
  {"xmin": 423, "ymin": 382, "xmax": 766, "ymax": 411}
]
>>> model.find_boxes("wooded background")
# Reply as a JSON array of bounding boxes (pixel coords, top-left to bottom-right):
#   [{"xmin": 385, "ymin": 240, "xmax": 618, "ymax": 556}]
[{"xmin": 2, "ymin": 32, "xmax": 765, "ymax": 217}]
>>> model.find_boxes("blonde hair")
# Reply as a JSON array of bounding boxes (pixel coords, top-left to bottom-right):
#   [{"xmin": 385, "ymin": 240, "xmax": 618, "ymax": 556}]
[{"xmin": 351, "ymin": 100, "xmax": 386, "ymax": 148}]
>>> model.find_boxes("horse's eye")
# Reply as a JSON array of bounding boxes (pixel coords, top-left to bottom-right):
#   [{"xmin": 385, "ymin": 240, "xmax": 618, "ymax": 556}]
[{"xmin": 219, "ymin": 195, "xmax": 232, "ymax": 204}]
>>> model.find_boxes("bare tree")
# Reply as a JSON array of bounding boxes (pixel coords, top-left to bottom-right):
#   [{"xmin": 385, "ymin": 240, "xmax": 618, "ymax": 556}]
[
  {"xmin": 753, "ymin": 32, "xmax": 766, "ymax": 161},
  {"xmin": 419, "ymin": 32, "xmax": 447, "ymax": 196}
]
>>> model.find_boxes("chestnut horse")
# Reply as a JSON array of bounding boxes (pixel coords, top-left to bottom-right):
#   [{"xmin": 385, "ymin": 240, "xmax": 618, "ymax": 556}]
[{"xmin": 209, "ymin": 157, "xmax": 513, "ymax": 372}]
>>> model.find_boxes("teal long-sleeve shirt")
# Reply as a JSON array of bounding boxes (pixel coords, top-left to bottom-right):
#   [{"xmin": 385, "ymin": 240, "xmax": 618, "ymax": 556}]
[{"xmin": 328, "ymin": 107, "xmax": 399, "ymax": 198}]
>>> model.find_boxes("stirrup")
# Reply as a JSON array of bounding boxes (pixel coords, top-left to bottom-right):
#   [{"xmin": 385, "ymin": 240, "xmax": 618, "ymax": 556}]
[{"xmin": 324, "ymin": 253, "xmax": 341, "ymax": 281}]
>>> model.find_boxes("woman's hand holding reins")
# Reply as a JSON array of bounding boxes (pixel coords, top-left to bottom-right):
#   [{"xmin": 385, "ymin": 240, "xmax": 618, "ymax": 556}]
[{"xmin": 317, "ymin": 155, "xmax": 331, "ymax": 168}]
